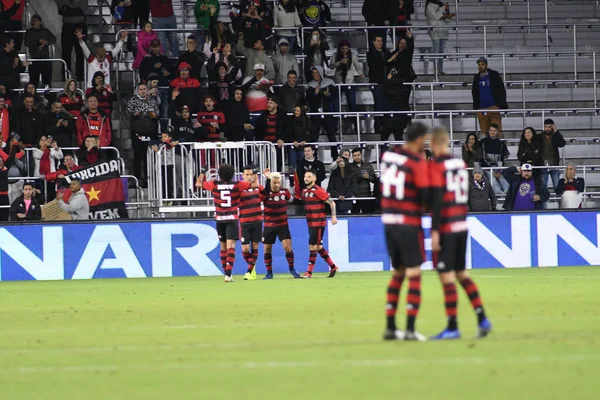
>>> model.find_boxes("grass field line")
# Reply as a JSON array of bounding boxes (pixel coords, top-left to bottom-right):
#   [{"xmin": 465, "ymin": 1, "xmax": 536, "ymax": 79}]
[{"xmin": 6, "ymin": 352, "xmax": 600, "ymax": 375}]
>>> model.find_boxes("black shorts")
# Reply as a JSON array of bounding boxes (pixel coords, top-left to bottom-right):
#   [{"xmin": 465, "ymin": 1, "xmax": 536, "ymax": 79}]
[
  {"xmin": 262, "ymin": 225, "xmax": 292, "ymax": 245},
  {"xmin": 308, "ymin": 226, "xmax": 325, "ymax": 246},
  {"xmin": 384, "ymin": 225, "xmax": 425, "ymax": 269},
  {"xmin": 240, "ymin": 222, "xmax": 262, "ymax": 244},
  {"xmin": 216, "ymin": 221, "xmax": 239, "ymax": 242},
  {"xmin": 433, "ymin": 231, "xmax": 468, "ymax": 273}
]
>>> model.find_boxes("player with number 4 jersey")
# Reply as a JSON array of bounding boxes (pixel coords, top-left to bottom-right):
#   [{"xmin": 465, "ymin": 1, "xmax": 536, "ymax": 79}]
[{"xmin": 429, "ymin": 128, "xmax": 492, "ymax": 340}]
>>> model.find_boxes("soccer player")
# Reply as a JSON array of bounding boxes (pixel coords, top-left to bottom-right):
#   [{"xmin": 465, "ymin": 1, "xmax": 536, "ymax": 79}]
[
  {"xmin": 261, "ymin": 169, "xmax": 301, "ymax": 279},
  {"xmin": 429, "ymin": 128, "xmax": 492, "ymax": 339},
  {"xmin": 301, "ymin": 169, "xmax": 339, "ymax": 278},
  {"xmin": 195, "ymin": 164, "xmax": 252, "ymax": 282},
  {"xmin": 381, "ymin": 123, "xmax": 431, "ymax": 341},
  {"xmin": 239, "ymin": 165, "xmax": 263, "ymax": 281}
]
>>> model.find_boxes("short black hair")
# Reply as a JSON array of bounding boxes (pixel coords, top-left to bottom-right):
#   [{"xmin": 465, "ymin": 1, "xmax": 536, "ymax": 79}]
[
  {"xmin": 351, "ymin": 147, "xmax": 362, "ymax": 154},
  {"xmin": 2, "ymin": 36, "xmax": 13, "ymax": 48},
  {"xmin": 544, "ymin": 118, "xmax": 554, "ymax": 125},
  {"xmin": 87, "ymin": 94, "xmax": 98, "ymax": 101},
  {"xmin": 161, "ymin": 131, "xmax": 172, "ymax": 137},
  {"xmin": 23, "ymin": 181, "xmax": 34, "ymax": 189},
  {"xmin": 287, "ymin": 70, "xmax": 297, "ymax": 76},
  {"xmin": 187, "ymin": 35, "xmax": 197, "ymax": 42},
  {"xmin": 137, "ymin": 82, "xmax": 147, "ymax": 88},
  {"xmin": 405, "ymin": 122, "xmax": 429, "ymax": 142},
  {"xmin": 372, "ymin": 34, "xmax": 384, "ymax": 42},
  {"xmin": 489, "ymin": 123, "xmax": 500, "ymax": 130},
  {"xmin": 22, "ymin": 94, "xmax": 34, "ymax": 101},
  {"xmin": 71, "ymin": 177, "xmax": 82, "ymax": 184},
  {"xmin": 218, "ymin": 164, "xmax": 235, "ymax": 182},
  {"xmin": 305, "ymin": 168, "xmax": 317, "ymax": 177},
  {"xmin": 303, "ymin": 144, "xmax": 314, "ymax": 151},
  {"xmin": 243, "ymin": 164, "xmax": 257, "ymax": 173}
]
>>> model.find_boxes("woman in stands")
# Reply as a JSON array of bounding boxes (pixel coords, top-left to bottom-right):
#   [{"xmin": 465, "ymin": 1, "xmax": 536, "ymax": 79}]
[
  {"xmin": 59, "ymin": 79, "xmax": 84, "ymax": 120},
  {"xmin": 462, "ymin": 132, "xmax": 482, "ymax": 168},
  {"xmin": 425, "ymin": 0, "xmax": 454, "ymax": 76},
  {"xmin": 76, "ymin": 135, "xmax": 107, "ymax": 167},
  {"xmin": 20, "ymin": 82, "xmax": 48, "ymax": 112},
  {"xmin": 273, "ymin": 0, "xmax": 302, "ymax": 51},
  {"xmin": 286, "ymin": 104, "xmax": 311, "ymax": 170},
  {"xmin": 330, "ymin": 40, "xmax": 364, "ymax": 115},
  {"xmin": 303, "ymin": 28, "xmax": 329, "ymax": 82},
  {"xmin": 518, "ymin": 127, "xmax": 543, "ymax": 178}
]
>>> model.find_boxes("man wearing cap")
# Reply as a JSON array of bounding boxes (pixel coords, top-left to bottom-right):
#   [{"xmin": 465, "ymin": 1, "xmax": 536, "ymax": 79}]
[
  {"xmin": 273, "ymin": 37, "xmax": 300, "ymax": 85},
  {"xmin": 472, "ymin": 57, "xmax": 507, "ymax": 137},
  {"xmin": 24, "ymin": 15, "xmax": 56, "ymax": 87},
  {"xmin": 76, "ymin": 28, "xmax": 128, "ymax": 89},
  {"xmin": 540, "ymin": 118, "xmax": 566, "ymax": 191},
  {"xmin": 241, "ymin": 63, "xmax": 273, "ymax": 115},
  {"xmin": 502, "ymin": 163, "xmax": 549, "ymax": 211},
  {"xmin": 236, "ymin": 34, "xmax": 275, "ymax": 80},
  {"xmin": 169, "ymin": 61, "xmax": 204, "ymax": 114}
]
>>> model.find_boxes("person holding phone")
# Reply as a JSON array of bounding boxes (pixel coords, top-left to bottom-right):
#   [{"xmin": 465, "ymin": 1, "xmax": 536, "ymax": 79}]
[{"xmin": 540, "ymin": 118, "xmax": 567, "ymax": 191}]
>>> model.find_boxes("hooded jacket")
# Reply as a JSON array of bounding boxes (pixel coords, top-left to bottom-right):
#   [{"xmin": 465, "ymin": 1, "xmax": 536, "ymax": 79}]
[
  {"xmin": 178, "ymin": 49, "xmax": 207, "ymax": 81},
  {"xmin": 169, "ymin": 62, "xmax": 204, "ymax": 113},
  {"xmin": 306, "ymin": 66, "xmax": 337, "ymax": 113},
  {"xmin": 236, "ymin": 37, "xmax": 276, "ymax": 80},
  {"xmin": 273, "ymin": 2, "xmax": 302, "ymax": 36},
  {"xmin": 76, "ymin": 108, "xmax": 112, "ymax": 146},
  {"xmin": 468, "ymin": 174, "xmax": 496, "ymax": 212},
  {"xmin": 59, "ymin": 188, "xmax": 89, "ymax": 220},
  {"xmin": 10, "ymin": 194, "xmax": 42, "ymax": 221},
  {"xmin": 273, "ymin": 47, "xmax": 300, "ymax": 85},
  {"xmin": 86, "ymin": 71, "xmax": 116, "ymax": 115},
  {"xmin": 24, "ymin": 26, "xmax": 57, "ymax": 59}
]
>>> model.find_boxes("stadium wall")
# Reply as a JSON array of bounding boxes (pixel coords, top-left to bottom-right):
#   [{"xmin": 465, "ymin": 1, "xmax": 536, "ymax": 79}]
[{"xmin": 1, "ymin": 212, "xmax": 599, "ymax": 281}]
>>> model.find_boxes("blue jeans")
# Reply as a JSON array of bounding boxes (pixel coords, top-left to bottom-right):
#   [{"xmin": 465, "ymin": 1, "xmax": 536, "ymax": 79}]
[
  {"xmin": 288, "ymin": 146, "xmax": 303, "ymax": 170},
  {"xmin": 341, "ymin": 85, "xmax": 357, "ymax": 112},
  {"xmin": 541, "ymin": 168, "xmax": 561, "ymax": 191},
  {"xmin": 153, "ymin": 14, "xmax": 180, "ymax": 58},
  {"xmin": 431, "ymin": 38, "xmax": 447, "ymax": 73}
]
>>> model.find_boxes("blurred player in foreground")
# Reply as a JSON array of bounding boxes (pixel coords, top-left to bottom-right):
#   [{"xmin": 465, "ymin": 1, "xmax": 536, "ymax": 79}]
[
  {"xmin": 429, "ymin": 128, "xmax": 492, "ymax": 339},
  {"xmin": 239, "ymin": 166, "xmax": 263, "ymax": 281}
]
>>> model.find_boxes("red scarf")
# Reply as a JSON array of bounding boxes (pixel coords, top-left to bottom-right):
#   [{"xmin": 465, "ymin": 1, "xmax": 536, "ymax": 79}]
[{"xmin": 39, "ymin": 147, "xmax": 51, "ymax": 175}]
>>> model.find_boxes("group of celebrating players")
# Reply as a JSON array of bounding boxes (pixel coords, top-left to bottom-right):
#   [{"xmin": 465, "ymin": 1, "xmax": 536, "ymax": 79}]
[
  {"xmin": 195, "ymin": 163, "xmax": 339, "ymax": 282},
  {"xmin": 194, "ymin": 122, "xmax": 492, "ymax": 341}
]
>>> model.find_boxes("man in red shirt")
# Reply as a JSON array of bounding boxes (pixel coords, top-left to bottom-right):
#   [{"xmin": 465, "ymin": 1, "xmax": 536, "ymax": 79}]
[
  {"xmin": 76, "ymin": 95, "xmax": 112, "ymax": 147},
  {"xmin": 239, "ymin": 165, "xmax": 263, "ymax": 281},
  {"xmin": 380, "ymin": 122, "xmax": 430, "ymax": 341},
  {"xmin": 195, "ymin": 164, "xmax": 252, "ymax": 282},
  {"xmin": 301, "ymin": 169, "xmax": 338, "ymax": 278},
  {"xmin": 429, "ymin": 128, "xmax": 491, "ymax": 340},
  {"xmin": 197, "ymin": 95, "xmax": 226, "ymax": 142}
]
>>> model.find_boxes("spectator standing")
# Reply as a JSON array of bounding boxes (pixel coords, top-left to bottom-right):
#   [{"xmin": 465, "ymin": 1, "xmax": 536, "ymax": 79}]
[
  {"xmin": 2, "ymin": 0, "xmax": 25, "ymax": 50},
  {"xmin": 10, "ymin": 181, "xmax": 42, "ymax": 221},
  {"xmin": 472, "ymin": 57, "xmax": 508, "ymax": 137},
  {"xmin": 468, "ymin": 164, "xmax": 496, "ymax": 212},
  {"xmin": 76, "ymin": 95, "xmax": 112, "ymax": 147},
  {"xmin": 197, "ymin": 94, "xmax": 227, "ymax": 142},
  {"xmin": 273, "ymin": 38, "xmax": 299, "ymax": 85},
  {"xmin": 208, "ymin": 61, "xmax": 238, "ymax": 106},
  {"xmin": 517, "ymin": 127, "xmax": 542, "ymax": 177},
  {"xmin": 556, "ymin": 162, "xmax": 585, "ymax": 209},
  {"xmin": 13, "ymin": 95, "xmax": 43, "ymax": 146},
  {"xmin": 86, "ymin": 72, "xmax": 117, "ymax": 118},
  {"xmin": 31, "ymin": 135, "xmax": 63, "ymax": 180},
  {"xmin": 0, "ymin": 36, "xmax": 29, "ymax": 90},
  {"xmin": 480, "ymin": 124, "xmax": 509, "ymax": 170},
  {"xmin": 224, "ymin": 87, "xmax": 251, "ymax": 142},
  {"xmin": 331, "ymin": 40, "xmax": 365, "ymax": 114},
  {"xmin": 298, "ymin": 0, "xmax": 331, "ymax": 29},
  {"xmin": 169, "ymin": 103, "xmax": 207, "ymax": 142},
  {"xmin": 19, "ymin": 82, "xmax": 48, "ymax": 112},
  {"xmin": 285, "ymin": 105, "xmax": 311, "ymax": 169},
  {"xmin": 393, "ymin": 0, "xmax": 415, "ymax": 40},
  {"xmin": 169, "ymin": 62, "xmax": 204, "ymax": 114},
  {"xmin": 76, "ymin": 135, "xmax": 107, "ymax": 166},
  {"xmin": 209, "ymin": 21, "xmax": 234, "ymax": 53},
  {"xmin": 367, "ymin": 34, "xmax": 391, "ymax": 138},
  {"xmin": 43, "ymin": 100, "xmax": 75, "ymax": 147},
  {"xmin": 149, "ymin": 0, "xmax": 179, "ymax": 57},
  {"xmin": 303, "ymin": 28, "xmax": 329, "ymax": 82},
  {"xmin": 540, "ymin": 119, "xmax": 566, "ymax": 191},
  {"xmin": 237, "ymin": 34, "xmax": 275, "ymax": 80},
  {"xmin": 0, "ymin": 96, "xmax": 10, "ymax": 142},
  {"xmin": 57, "ymin": 0, "xmax": 88, "ymax": 81},
  {"xmin": 362, "ymin": 0, "xmax": 391, "ymax": 49},
  {"xmin": 348, "ymin": 147, "xmax": 377, "ymax": 214},
  {"xmin": 462, "ymin": 132, "xmax": 482, "ymax": 168},
  {"xmin": 273, "ymin": 0, "xmax": 302, "ymax": 50},
  {"xmin": 277, "ymin": 70, "xmax": 305, "ymax": 113},
  {"xmin": 255, "ymin": 96, "xmax": 286, "ymax": 170},
  {"xmin": 132, "ymin": 21, "xmax": 162, "ymax": 70},
  {"xmin": 150, "ymin": 131, "xmax": 178, "ymax": 199},
  {"xmin": 241, "ymin": 63, "xmax": 273, "ymax": 115},
  {"xmin": 382, "ymin": 69, "xmax": 410, "ymax": 141},
  {"xmin": 206, "ymin": 43, "xmax": 238, "ymax": 82},
  {"xmin": 306, "ymin": 66, "xmax": 338, "ymax": 159},
  {"xmin": 236, "ymin": 4, "xmax": 268, "ymax": 49},
  {"xmin": 0, "ymin": 155, "xmax": 7, "ymax": 221},
  {"xmin": 127, "ymin": 82, "xmax": 159, "ymax": 182},
  {"xmin": 327, "ymin": 156, "xmax": 356, "ymax": 213},
  {"xmin": 294, "ymin": 144, "xmax": 325, "ymax": 199},
  {"xmin": 502, "ymin": 163, "xmax": 550, "ymax": 211},
  {"xmin": 388, "ymin": 31, "xmax": 416, "ymax": 84},
  {"xmin": 139, "ymin": 39, "xmax": 172, "ymax": 115},
  {"xmin": 24, "ymin": 15, "xmax": 56, "ymax": 88},
  {"xmin": 58, "ymin": 79, "xmax": 84, "ymax": 120},
  {"xmin": 195, "ymin": 0, "xmax": 219, "ymax": 42},
  {"xmin": 178, "ymin": 35, "xmax": 207, "ymax": 82},
  {"xmin": 425, "ymin": 0, "xmax": 454, "ymax": 76},
  {"xmin": 1, "ymin": 135, "xmax": 25, "ymax": 203},
  {"xmin": 56, "ymin": 177, "xmax": 89, "ymax": 220},
  {"xmin": 76, "ymin": 29, "xmax": 127, "ymax": 88}
]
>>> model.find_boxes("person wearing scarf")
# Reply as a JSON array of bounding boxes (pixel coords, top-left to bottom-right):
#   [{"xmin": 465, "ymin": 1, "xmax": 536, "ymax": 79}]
[
  {"xmin": 32, "ymin": 136, "xmax": 63, "ymax": 178},
  {"xmin": 468, "ymin": 165, "xmax": 496, "ymax": 211}
]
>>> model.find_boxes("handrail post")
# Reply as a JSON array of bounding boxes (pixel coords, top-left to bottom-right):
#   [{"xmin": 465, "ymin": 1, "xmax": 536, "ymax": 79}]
[
  {"xmin": 502, "ymin": 53, "xmax": 506, "ymax": 81},
  {"xmin": 573, "ymin": 25, "xmax": 578, "ymax": 79},
  {"xmin": 544, "ymin": 0, "xmax": 550, "ymax": 52},
  {"xmin": 449, "ymin": 111, "xmax": 454, "ymax": 142},
  {"xmin": 454, "ymin": 0, "xmax": 460, "ymax": 51},
  {"xmin": 483, "ymin": 25, "xmax": 487, "ymax": 53},
  {"xmin": 593, "ymin": 52, "xmax": 598, "ymax": 108}
]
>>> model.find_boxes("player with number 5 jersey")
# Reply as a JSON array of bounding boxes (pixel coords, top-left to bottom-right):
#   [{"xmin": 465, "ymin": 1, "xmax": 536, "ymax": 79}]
[
  {"xmin": 196, "ymin": 164, "xmax": 253, "ymax": 282},
  {"xmin": 380, "ymin": 123, "xmax": 431, "ymax": 342}
]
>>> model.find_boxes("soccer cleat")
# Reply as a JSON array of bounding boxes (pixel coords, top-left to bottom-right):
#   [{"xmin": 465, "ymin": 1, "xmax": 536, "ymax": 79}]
[
  {"xmin": 477, "ymin": 319, "xmax": 492, "ymax": 338},
  {"xmin": 404, "ymin": 331, "xmax": 427, "ymax": 341},
  {"xmin": 301, "ymin": 272, "xmax": 312, "ymax": 279},
  {"xmin": 430, "ymin": 329, "xmax": 462, "ymax": 340},
  {"xmin": 243, "ymin": 272, "xmax": 253, "ymax": 281},
  {"xmin": 224, "ymin": 275, "xmax": 234, "ymax": 283},
  {"xmin": 383, "ymin": 329, "xmax": 405, "ymax": 341},
  {"xmin": 263, "ymin": 272, "xmax": 273, "ymax": 280},
  {"xmin": 290, "ymin": 269, "xmax": 301, "ymax": 279},
  {"xmin": 327, "ymin": 266, "xmax": 339, "ymax": 278},
  {"xmin": 250, "ymin": 267, "xmax": 257, "ymax": 280}
]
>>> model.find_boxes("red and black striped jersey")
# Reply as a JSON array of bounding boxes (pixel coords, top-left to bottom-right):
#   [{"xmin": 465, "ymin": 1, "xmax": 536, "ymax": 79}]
[
  {"xmin": 380, "ymin": 147, "xmax": 430, "ymax": 227},
  {"xmin": 263, "ymin": 113, "xmax": 278, "ymax": 142},
  {"xmin": 202, "ymin": 180, "xmax": 251, "ymax": 221},
  {"xmin": 262, "ymin": 188, "xmax": 291, "ymax": 227},
  {"xmin": 197, "ymin": 110, "xmax": 226, "ymax": 141},
  {"xmin": 430, "ymin": 155, "xmax": 469, "ymax": 233},
  {"xmin": 302, "ymin": 185, "xmax": 330, "ymax": 228},
  {"xmin": 239, "ymin": 186, "xmax": 264, "ymax": 225}
]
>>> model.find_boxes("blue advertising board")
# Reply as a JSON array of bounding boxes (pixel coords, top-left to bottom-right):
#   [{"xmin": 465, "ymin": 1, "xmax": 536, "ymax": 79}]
[{"xmin": 0, "ymin": 211, "xmax": 599, "ymax": 281}]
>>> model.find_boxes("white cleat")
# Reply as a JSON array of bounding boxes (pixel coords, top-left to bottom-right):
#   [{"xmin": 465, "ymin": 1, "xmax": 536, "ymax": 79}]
[
  {"xmin": 224, "ymin": 275, "xmax": 234, "ymax": 283},
  {"xmin": 405, "ymin": 331, "xmax": 427, "ymax": 341}
]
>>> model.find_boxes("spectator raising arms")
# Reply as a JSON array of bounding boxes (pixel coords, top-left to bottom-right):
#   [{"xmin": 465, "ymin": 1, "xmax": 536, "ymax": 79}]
[
  {"xmin": 10, "ymin": 182, "xmax": 42, "ymax": 222},
  {"xmin": 206, "ymin": 42, "xmax": 238, "ymax": 82},
  {"xmin": 462, "ymin": 132, "xmax": 482, "ymax": 168},
  {"xmin": 210, "ymin": 21, "xmax": 234, "ymax": 53},
  {"xmin": 32, "ymin": 135, "xmax": 63, "ymax": 178},
  {"xmin": 208, "ymin": 61, "xmax": 238, "ymax": 106},
  {"xmin": 77, "ymin": 29, "xmax": 127, "ymax": 88},
  {"xmin": 76, "ymin": 135, "xmax": 107, "ymax": 166},
  {"xmin": 468, "ymin": 165, "xmax": 496, "ymax": 212},
  {"xmin": 331, "ymin": 40, "xmax": 364, "ymax": 114},
  {"xmin": 388, "ymin": 30, "xmax": 416, "ymax": 84},
  {"xmin": 76, "ymin": 95, "xmax": 112, "ymax": 147},
  {"xmin": 303, "ymin": 28, "xmax": 328, "ymax": 82},
  {"xmin": 24, "ymin": 15, "xmax": 56, "ymax": 87},
  {"xmin": 58, "ymin": 79, "xmax": 84, "ymax": 120},
  {"xmin": 133, "ymin": 21, "xmax": 162, "ymax": 70},
  {"xmin": 556, "ymin": 162, "xmax": 585, "ymax": 209},
  {"xmin": 237, "ymin": 34, "xmax": 275, "ymax": 80},
  {"xmin": 195, "ymin": 0, "xmax": 219, "ymax": 42},
  {"xmin": 472, "ymin": 57, "xmax": 507, "ymax": 137}
]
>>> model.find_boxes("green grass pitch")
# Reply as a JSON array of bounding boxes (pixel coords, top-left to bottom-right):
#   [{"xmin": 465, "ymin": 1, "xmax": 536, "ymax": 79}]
[{"xmin": 1, "ymin": 267, "xmax": 599, "ymax": 399}]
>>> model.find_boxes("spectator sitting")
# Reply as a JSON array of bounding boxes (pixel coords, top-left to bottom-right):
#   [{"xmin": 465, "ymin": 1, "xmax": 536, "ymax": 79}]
[
  {"xmin": 127, "ymin": 82, "xmax": 159, "ymax": 182},
  {"xmin": 224, "ymin": 87, "xmax": 251, "ymax": 142},
  {"xmin": 169, "ymin": 103, "xmax": 208, "ymax": 142},
  {"xmin": 76, "ymin": 95, "xmax": 112, "ymax": 147},
  {"xmin": 480, "ymin": 123, "xmax": 509, "ymax": 170},
  {"xmin": 43, "ymin": 100, "xmax": 76, "ymax": 147},
  {"xmin": 133, "ymin": 21, "xmax": 162, "ymax": 70},
  {"xmin": 502, "ymin": 163, "xmax": 550, "ymax": 211},
  {"xmin": 77, "ymin": 29, "xmax": 127, "ymax": 89},
  {"xmin": 462, "ymin": 132, "xmax": 482, "ymax": 168},
  {"xmin": 0, "ymin": 96, "xmax": 10, "ymax": 143},
  {"xmin": 194, "ymin": 0, "xmax": 219, "ymax": 42},
  {"xmin": 273, "ymin": 0, "xmax": 302, "ymax": 50},
  {"xmin": 24, "ymin": 14, "xmax": 56, "ymax": 87},
  {"xmin": 206, "ymin": 43, "xmax": 240, "ymax": 83},
  {"xmin": 208, "ymin": 61, "xmax": 238, "ymax": 106},
  {"xmin": 294, "ymin": 144, "xmax": 325, "ymax": 198},
  {"xmin": 19, "ymin": 82, "xmax": 48, "ymax": 112},
  {"xmin": 86, "ymin": 71, "xmax": 117, "ymax": 117},
  {"xmin": 1, "ymin": 135, "xmax": 26, "ymax": 203},
  {"xmin": 241, "ymin": 63, "xmax": 273, "ymax": 114},
  {"xmin": 541, "ymin": 118, "xmax": 566, "ymax": 191},
  {"xmin": 285, "ymin": 105, "xmax": 311, "ymax": 170},
  {"xmin": 517, "ymin": 127, "xmax": 542, "ymax": 177},
  {"xmin": 9, "ymin": 181, "xmax": 41, "ymax": 221},
  {"xmin": 556, "ymin": 162, "xmax": 585, "ymax": 209},
  {"xmin": 348, "ymin": 147, "xmax": 377, "ymax": 214},
  {"xmin": 273, "ymin": 38, "xmax": 299, "ymax": 85},
  {"xmin": 178, "ymin": 35, "xmax": 207, "ymax": 82},
  {"xmin": 76, "ymin": 135, "xmax": 107, "ymax": 166},
  {"xmin": 56, "ymin": 177, "xmax": 89, "ymax": 220},
  {"xmin": 331, "ymin": 40, "xmax": 364, "ymax": 114},
  {"xmin": 490, "ymin": 168, "xmax": 510, "ymax": 195},
  {"xmin": 58, "ymin": 79, "xmax": 84, "ymax": 120},
  {"xmin": 169, "ymin": 62, "xmax": 204, "ymax": 114},
  {"xmin": 277, "ymin": 70, "xmax": 305, "ymax": 113},
  {"xmin": 197, "ymin": 95, "xmax": 226, "ymax": 142},
  {"xmin": 13, "ymin": 94, "xmax": 43, "ymax": 146},
  {"xmin": 0, "ymin": 36, "xmax": 28, "ymax": 90},
  {"xmin": 237, "ymin": 34, "xmax": 275, "ymax": 80},
  {"xmin": 298, "ymin": 0, "xmax": 331, "ymax": 29},
  {"xmin": 306, "ymin": 66, "xmax": 338, "ymax": 159},
  {"xmin": 303, "ymin": 28, "xmax": 329, "ymax": 82},
  {"xmin": 468, "ymin": 164, "xmax": 496, "ymax": 212},
  {"xmin": 327, "ymin": 156, "xmax": 356, "ymax": 213},
  {"xmin": 472, "ymin": 57, "xmax": 508, "ymax": 137}
]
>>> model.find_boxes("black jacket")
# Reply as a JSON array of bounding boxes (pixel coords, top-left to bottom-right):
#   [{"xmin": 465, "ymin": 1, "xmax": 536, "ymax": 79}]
[
  {"xmin": 327, "ymin": 167, "xmax": 357, "ymax": 200},
  {"xmin": 389, "ymin": 37, "xmax": 415, "ymax": 82},
  {"xmin": 178, "ymin": 50, "xmax": 207, "ymax": 81},
  {"xmin": 285, "ymin": 115, "xmax": 311, "ymax": 143},
  {"xmin": 139, "ymin": 54, "xmax": 173, "ymax": 87},
  {"xmin": 362, "ymin": 0, "xmax": 392, "ymax": 25},
  {"xmin": 43, "ymin": 111, "xmax": 76, "ymax": 148},
  {"xmin": 168, "ymin": 103, "xmax": 208, "ymax": 142},
  {"xmin": 555, "ymin": 177, "xmax": 585, "ymax": 196},
  {"xmin": 472, "ymin": 68, "xmax": 508, "ymax": 109},
  {"xmin": 0, "ymin": 49, "xmax": 25, "ymax": 90},
  {"xmin": 10, "ymin": 195, "xmax": 42, "ymax": 221},
  {"xmin": 296, "ymin": 157, "xmax": 326, "ymax": 193},
  {"xmin": 540, "ymin": 130, "xmax": 567, "ymax": 166},
  {"xmin": 480, "ymin": 136, "xmax": 509, "ymax": 167},
  {"xmin": 367, "ymin": 47, "xmax": 392, "ymax": 85},
  {"xmin": 224, "ymin": 98, "xmax": 250, "ymax": 142},
  {"xmin": 13, "ymin": 107, "xmax": 43, "ymax": 145},
  {"xmin": 255, "ymin": 110, "xmax": 286, "ymax": 142},
  {"xmin": 277, "ymin": 83, "xmax": 306, "ymax": 113},
  {"xmin": 517, "ymin": 135, "xmax": 543, "ymax": 166},
  {"xmin": 502, "ymin": 166, "xmax": 550, "ymax": 211},
  {"xmin": 384, "ymin": 74, "xmax": 410, "ymax": 110},
  {"xmin": 24, "ymin": 27, "xmax": 57, "ymax": 59}
]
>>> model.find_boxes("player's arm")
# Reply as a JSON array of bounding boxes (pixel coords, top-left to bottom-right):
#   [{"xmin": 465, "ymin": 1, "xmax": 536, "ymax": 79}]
[
  {"xmin": 325, "ymin": 197, "xmax": 338, "ymax": 225},
  {"xmin": 195, "ymin": 173, "xmax": 212, "ymax": 191}
]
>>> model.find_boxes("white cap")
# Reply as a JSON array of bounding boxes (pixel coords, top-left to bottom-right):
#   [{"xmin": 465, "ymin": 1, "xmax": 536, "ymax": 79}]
[{"xmin": 254, "ymin": 63, "xmax": 265, "ymax": 71}]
